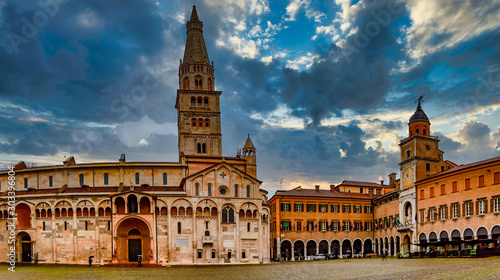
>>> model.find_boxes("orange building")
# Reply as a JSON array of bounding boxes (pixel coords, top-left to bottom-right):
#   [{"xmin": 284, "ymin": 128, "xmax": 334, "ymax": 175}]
[
  {"xmin": 269, "ymin": 184, "xmax": 383, "ymax": 260},
  {"xmin": 269, "ymin": 99, "xmax": 500, "ymax": 260}
]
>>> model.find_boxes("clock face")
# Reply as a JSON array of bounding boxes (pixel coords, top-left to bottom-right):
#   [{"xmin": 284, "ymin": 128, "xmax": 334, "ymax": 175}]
[{"xmin": 403, "ymin": 167, "xmax": 414, "ymax": 187}]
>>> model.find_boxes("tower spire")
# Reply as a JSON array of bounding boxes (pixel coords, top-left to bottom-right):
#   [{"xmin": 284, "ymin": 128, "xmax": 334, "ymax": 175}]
[{"xmin": 183, "ymin": 5, "xmax": 209, "ymax": 64}]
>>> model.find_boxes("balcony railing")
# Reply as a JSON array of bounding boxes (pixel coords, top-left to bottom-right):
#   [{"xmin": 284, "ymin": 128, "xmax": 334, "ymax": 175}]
[
  {"xmin": 202, "ymin": 236, "xmax": 213, "ymax": 244},
  {"xmin": 397, "ymin": 223, "xmax": 413, "ymax": 232}
]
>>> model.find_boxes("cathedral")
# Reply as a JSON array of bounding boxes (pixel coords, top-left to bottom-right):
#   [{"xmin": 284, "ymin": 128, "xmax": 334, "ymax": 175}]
[{"xmin": 0, "ymin": 6, "xmax": 270, "ymax": 265}]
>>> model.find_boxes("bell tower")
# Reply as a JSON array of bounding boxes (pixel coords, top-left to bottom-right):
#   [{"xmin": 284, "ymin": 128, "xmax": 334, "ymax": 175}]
[
  {"xmin": 176, "ymin": 6, "xmax": 222, "ymax": 159},
  {"xmin": 242, "ymin": 135, "xmax": 257, "ymax": 178},
  {"xmin": 397, "ymin": 96, "xmax": 446, "ymax": 254}
]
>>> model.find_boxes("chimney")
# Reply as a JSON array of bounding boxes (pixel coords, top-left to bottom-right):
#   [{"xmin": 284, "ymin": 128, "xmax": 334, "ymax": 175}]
[
  {"xmin": 330, "ymin": 185, "xmax": 335, "ymax": 192},
  {"xmin": 389, "ymin": 173, "xmax": 396, "ymax": 187},
  {"xmin": 380, "ymin": 180, "xmax": 384, "ymax": 186},
  {"xmin": 315, "ymin": 185, "xmax": 320, "ymax": 192}
]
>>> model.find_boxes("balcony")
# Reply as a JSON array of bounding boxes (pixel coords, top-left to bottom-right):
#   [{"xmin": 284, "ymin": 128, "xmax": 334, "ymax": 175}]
[
  {"xmin": 202, "ymin": 236, "xmax": 213, "ymax": 244},
  {"xmin": 397, "ymin": 223, "xmax": 413, "ymax": 232}
]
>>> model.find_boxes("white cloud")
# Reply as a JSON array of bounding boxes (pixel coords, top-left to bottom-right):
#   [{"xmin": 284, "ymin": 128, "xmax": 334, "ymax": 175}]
[
  {"xmin": 77, "ymin": 11, "xmax": 101, "ymax": 28},
  {"xmin": 285, "ymin": 52, "xmax": 319, "ymax": 70},
  {"xmin": 405, "ymin": 0, "xmax": 500, "ymax": 61},
  {"xmin": 284, "ymin": 0, "xmax": 309, "ymax": 22},
  {"xmin": 115, "ymin": 116, "xmax": 176, "ymax": 148},
  {"xmin": 216, "ymin": 35, "xmax": 259, "ymax": 59}
]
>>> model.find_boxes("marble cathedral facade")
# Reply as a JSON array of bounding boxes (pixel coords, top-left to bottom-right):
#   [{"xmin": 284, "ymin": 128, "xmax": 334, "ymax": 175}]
[{"xmin": 0, "ymin": 6, "xmax": 270, "ymax": 265}]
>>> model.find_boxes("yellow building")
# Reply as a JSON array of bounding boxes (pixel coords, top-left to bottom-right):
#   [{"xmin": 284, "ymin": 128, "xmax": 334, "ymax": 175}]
[{"xmin": 269, "ymin": 99, "xmax": 500, "ymax": 260}]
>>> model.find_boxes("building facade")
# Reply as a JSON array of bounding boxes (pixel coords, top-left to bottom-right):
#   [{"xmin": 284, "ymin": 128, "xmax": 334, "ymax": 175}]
[
  {"xmin": 269, "ymin": 100, "xmax": 500, "ymax": 259},
  {"xmin": 0, "ymin": 6, "xmax": 270, "ymax": 265}
]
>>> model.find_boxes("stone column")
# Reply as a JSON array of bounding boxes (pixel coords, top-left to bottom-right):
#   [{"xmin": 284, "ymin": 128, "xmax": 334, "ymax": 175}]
[
  {"xmin": 339, "ymin": 244, "xmax": 343, "ymax": 258},
  {"xmin": 218, "ymin": 209, "xmax": 222, "ymax": 264},
  {"xmin": 291, "ymin": 244, "xmax": 295, "ymax": 261},
  {"xmin": 193, "ymin": 205, "xmax": 197, "ymax": 264},
  {"xmin": 73, "ymin": 207, "xmax": 77, "ymax": 263},
  {"xmin": 258, "ymin": 209, "xmax": 262, "ymax": 262},
  {"xmin": 95, "ymin": 209, "xmax": 99, "ymax": 264},
  {"xmin": 236, "ymin": 208, "xmax": 240, "ymax": 264},
  {"xmin": 316, "ymin": 245, "xmax": 319, "ymax": 256},
  {"xmin": 52, "ymin": 208, "xmax": 56, "ymax": 263},
  {"xmin": 167, "ymin": 207, "xmax": 171, "ymax": 263}
]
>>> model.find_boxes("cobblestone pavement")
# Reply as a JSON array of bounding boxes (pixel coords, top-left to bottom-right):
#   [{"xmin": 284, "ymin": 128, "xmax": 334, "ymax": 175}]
[{"xmin": 1, "ymin": 257, "xmax": 500, "ymax": 280}]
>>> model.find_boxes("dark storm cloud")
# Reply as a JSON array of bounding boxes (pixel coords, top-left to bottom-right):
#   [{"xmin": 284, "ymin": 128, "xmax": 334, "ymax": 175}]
[
  {"xmin": 434, "ymin": 132, "xmax": 462, "ymax": 154},
  {"xmin": 457, "ymin": 120, "xmax": 491, "ymax": 149},
  {"xmin": 396, "ymin": 28, "xmax": 500, "ymax": 115},
  {"xmin": 281, "ymin": 0, "xmax": 407, "ymax": 126},
  {"xmin": 0, "ymin": 0, "xmax": 181, "ymax": 124}
]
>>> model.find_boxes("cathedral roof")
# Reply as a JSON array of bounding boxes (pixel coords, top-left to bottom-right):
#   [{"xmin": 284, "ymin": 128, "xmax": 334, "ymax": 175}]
[
  {"xmin": 183, "ymin": 5, "xmax": 210, "ymax": 65},
  {"xmin": 409, "ymin": 103, "xmax": 430, "ymax": 123},
  {"xmin": 244, "ymin": 134, "xmax": 255, "ymax": 149}
]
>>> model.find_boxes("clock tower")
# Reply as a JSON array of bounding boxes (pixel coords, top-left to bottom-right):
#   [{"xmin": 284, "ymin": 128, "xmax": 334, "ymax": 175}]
[{"xmin": 397, "ymin": 97, "xmax": 446, "ymax": 254}]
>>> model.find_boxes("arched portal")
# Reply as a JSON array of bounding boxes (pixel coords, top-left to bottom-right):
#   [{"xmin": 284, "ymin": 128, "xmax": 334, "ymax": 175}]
[
  {"xmin": 390, "ymin": 237, "xmax": 395, "ymax": 256},
  {"xmin": 331, "ymin": 240, "xmax": 340, "ymax": 257},
  {"xmin": 364, "ymin": 239, "xmax": 373, "ymax": 254},
  {"xmin": 17, "ymin": 232, "xmax": 32, "ymax": 263},
  {"xmin": 353, "ymin": 239, "xmax": 362, "ymax": 255},
  {"xmin": 116, "ymin": 217, "xmax": 151, "ymax": 262},
  {"xmin": 342, "ymin": 239, "xmax": 352, "ymax": 257},
  {"xmin": 294, "ymin": 240, "xmax": 305, "ymax": 260},
  {"xmin": 281, "ymin": 240, "xmax": 292, "ymax": 261},
  {"xmin": 306, "ymin": 240, "xmax": 317, "ymax": 256},
  {"xmin": 319, "ymin": 240, "xmax": 329, "ymax": 255}
]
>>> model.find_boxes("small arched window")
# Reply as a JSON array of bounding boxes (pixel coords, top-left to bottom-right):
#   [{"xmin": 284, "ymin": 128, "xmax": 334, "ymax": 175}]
[
  {"xmin": 135, "ymin": 173, "xmax": 140, "ymax": 185},
  {"xmin": 222, "ymin": 206, "xmax": 234, "ymax": 223},
  {"xmin": 204, "ymin": 97, "xmax": 209, "ymax": 106},
  {"xmin": 202, "ymin": 143, "xmax": 206, "ymax": 153},
  {"xmin": 195, "ymin": 183, "xmax": 199, "ymax": 196},
  {"xmin": 192, "ymin": 118, "xmax": 197, "ymax": 126},
  {"xmin": 423, "ymin": 128, "xmax": 427, "ymax": 135},
  {"xmin": 79, "ymin": 174, "xmax": 84, "ymax": 185},
  {"xmin": 197, "ymin": 96, "xmax": 202, "ymax": 105},
  {"xmin": 207, "ymin": 78, "xmax": 212, "ymax": 91},
  {"xmin": 208, "ymin": 183, "xmax": 212, "ymax": 196},
  {"xmin": 49, "ymin": 176, "xmax": 53, "ymax": 187},
  {"xmin": 195, "ymin": 76, "xmax": 202, "ymax": 89},
  {"xmin": 24, "ymin": 178, "xmax": 28, "ymax": 188},
  {"xmin": 197, "ymin": 143, "xmax": 202, "ymax": 153},
  {"xmin": 183, "ymin": 77, "xmax": 190, "ymax": 90},
  {"xmin": 191, "ymin": 97, "xmax": 196, "ymax": 105},
  {"xmin": 246, "ymin": 185, "xmax": 251, "ymax": 198},
  {"xmin": 198, "ymin": 118, "xmax": 203, "ymax": 127},
  {"xmin": 104, "ymin": 173, "xmax": 109, "ymax": 185},
  {"xmin": 163, "ymin": 173, "xmax": 167, "ymax": 185},
  {"xmin": 247, "ymin": 222, "xmax": 250, "ymax": 232},
  {"xmin": 178, "ymin": 222, "xmax": 182, "ymax": 234},
  {"xmin": 416, "ymin": 129, "xmax": 419, "ymax": 134},
  {"xmin": 205, "ymin": 118, "xmax": 210, "ymax": 127},
  {"xmin": 234, "ymin": 185, "xmax": 239, "ymax": 197}
]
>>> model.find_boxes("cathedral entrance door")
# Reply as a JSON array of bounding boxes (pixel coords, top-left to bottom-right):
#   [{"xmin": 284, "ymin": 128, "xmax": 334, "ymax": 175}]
[
  {"xmin": 115, "ymin": 217, "xmax": 152, "ymax": 262},
  {"xmin": 20, "ymin": 234, "xmax": 32, "ymax": 262},
  {"xmin": 128, "ymin": 239, "xmax": 141, "ymax": 262}
]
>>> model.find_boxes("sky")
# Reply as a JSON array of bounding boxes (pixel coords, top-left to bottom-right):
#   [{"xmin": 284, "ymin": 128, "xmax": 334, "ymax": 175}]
[{"xmin": 0, "ymin": 0, "xmax": 500, "ymax": 197}]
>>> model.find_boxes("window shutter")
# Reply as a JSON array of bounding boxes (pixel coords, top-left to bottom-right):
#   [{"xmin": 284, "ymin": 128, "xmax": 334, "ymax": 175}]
[
  {"xmin": 484, "ymin": 200, "xmax": 488, "ymax": 213},
  {"xmin": 491, "ymin": 198, "xmax": 495, "ymax": 213},
  {"xmin": 462, "ymin": 203, "xmax": 465, "ymax": 216},
  {"xmin": 474, "ymin": 201, "xmax": 478, "ymax": 215}
]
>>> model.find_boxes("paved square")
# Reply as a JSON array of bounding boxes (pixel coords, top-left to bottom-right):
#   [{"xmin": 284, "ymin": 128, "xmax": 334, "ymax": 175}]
[{"xmin": 1, "ymin": 257, "xmax": 500, "ymax": 280}]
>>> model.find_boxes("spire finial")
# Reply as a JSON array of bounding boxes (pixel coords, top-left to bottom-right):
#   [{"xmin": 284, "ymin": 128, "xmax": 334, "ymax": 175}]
[{"xmin": 416, "ymin": 95, "xmax": 424, "ymax": 107}]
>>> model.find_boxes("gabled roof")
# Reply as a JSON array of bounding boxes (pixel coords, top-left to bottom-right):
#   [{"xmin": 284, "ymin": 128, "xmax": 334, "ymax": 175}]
[{"xmin": 182, "ymin": 161, "xmax": 262, "ymax": 185}]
